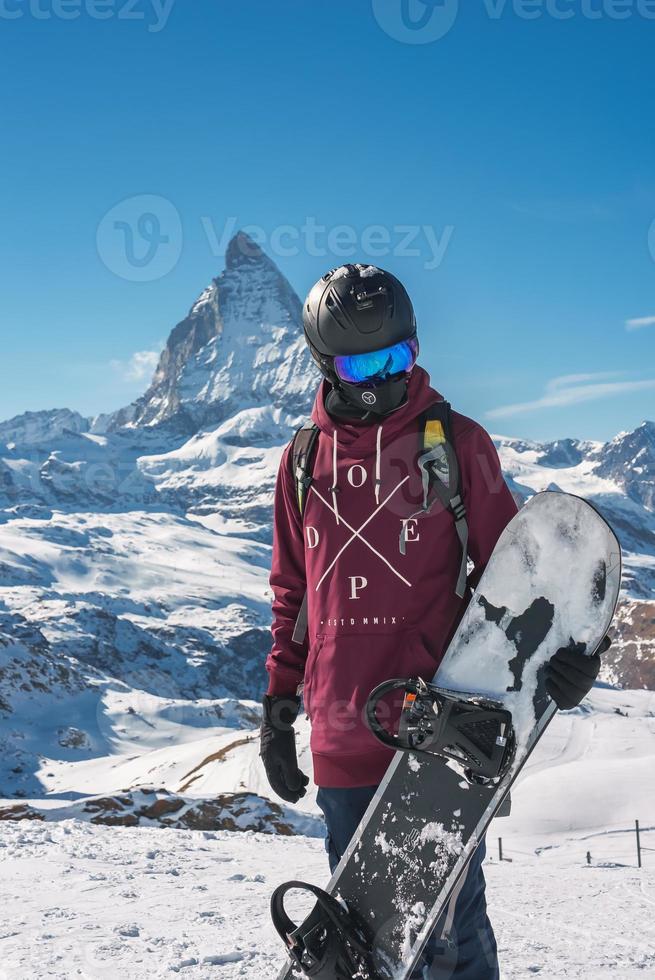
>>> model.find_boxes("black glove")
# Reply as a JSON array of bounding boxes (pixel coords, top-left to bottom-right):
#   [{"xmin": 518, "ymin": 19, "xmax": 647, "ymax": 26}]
[
  {"xmin": 545, "ymin": 636, "xmax": 611, "ymax": 710},
  {"xmin": 260, "ymin": 695, "xmax": 309, "ymax": 804}
]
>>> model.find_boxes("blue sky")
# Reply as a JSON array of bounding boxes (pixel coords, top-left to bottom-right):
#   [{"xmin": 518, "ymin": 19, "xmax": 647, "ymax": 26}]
[{"xmin": 1, "ymin": 0, "xmax": 654, "ymax": 441}]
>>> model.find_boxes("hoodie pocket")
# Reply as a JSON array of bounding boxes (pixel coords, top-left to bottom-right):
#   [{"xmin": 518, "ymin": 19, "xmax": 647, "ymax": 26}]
[{"xmin": 304, "ymin": 627, "xmax": 438, "ymax": 758}]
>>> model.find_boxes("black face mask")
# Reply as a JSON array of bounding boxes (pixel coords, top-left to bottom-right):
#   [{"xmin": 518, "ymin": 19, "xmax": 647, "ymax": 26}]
[{"xmin": 329, "ymin": 375, "xmax": 409, "ymax": 419}]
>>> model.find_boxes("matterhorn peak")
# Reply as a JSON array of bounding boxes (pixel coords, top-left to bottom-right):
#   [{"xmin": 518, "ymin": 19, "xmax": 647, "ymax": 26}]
[
  {"xmin": 111, "ymin": 232, "xmax": 317, "ymax": 434},
  {"xmin": 225, "ymin": 230, "xmax": 271, "ymax": 271}
]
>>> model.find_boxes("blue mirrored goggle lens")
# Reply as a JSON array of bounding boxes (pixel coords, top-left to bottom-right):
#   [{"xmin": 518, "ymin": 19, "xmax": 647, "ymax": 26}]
[{"xmin": 334, "ymin": 338, "xmax": 418, "ymax": 385}]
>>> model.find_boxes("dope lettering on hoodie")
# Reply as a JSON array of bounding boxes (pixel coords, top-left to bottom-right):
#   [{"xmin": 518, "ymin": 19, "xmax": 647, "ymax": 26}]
[{"xmin": 266, "ymin": 366, "xmax": 518, "ymax": 788}]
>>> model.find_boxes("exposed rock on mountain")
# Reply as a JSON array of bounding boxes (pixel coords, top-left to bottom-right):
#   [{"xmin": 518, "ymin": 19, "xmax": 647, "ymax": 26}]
[
  {"xmin": 608, "ymin": 601, "xmax": 655, "ymax": 690},
  {"xmin": 0, "ymin": 788, "xmax": 321, "ymax": 835},
  {"xmin": 593, "ymin": 421, "xmax": 655, "ymax": 511}
]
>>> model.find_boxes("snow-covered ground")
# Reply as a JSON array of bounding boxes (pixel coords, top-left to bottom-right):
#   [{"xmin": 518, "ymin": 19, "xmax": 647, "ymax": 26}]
[
  {"xmin": 0, "ymin": 817, "xmax": 653, "ymax": 979},
  {"xmin": 0, "ymin": 687, "xmax": 653, "ymax": 977}
]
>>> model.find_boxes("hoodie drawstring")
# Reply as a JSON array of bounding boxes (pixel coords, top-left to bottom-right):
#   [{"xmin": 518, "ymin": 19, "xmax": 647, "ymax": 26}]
[
  {"xmin": 329, "ymin": 423, "xmax": 383, "ymax": 522},
  {"xmin": 329, "ymin": 429, "xmax": 340, "ymax": 525},
  {"xmin": 374, "ymin": 424, "xmax": 382, "ymax": 506}
]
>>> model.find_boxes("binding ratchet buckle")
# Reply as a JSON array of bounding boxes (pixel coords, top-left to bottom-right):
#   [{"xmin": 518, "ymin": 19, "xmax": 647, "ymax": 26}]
[{"xmin": 366, "ymin": 677, "xmax": 516, "ymax": 785}]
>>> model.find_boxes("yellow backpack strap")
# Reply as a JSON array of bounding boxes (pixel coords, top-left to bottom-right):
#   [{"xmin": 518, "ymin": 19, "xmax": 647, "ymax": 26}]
[
  {"xmin": 416, "ymin": 402, "xmax": 469, "ymax": 599},
  {"xmin": 291, "ymin": 421, "xmax": 320, "ymax": 516},
  {"xmin": 423, "ymin": 415, "xmax": 447, "ymax": 451}
]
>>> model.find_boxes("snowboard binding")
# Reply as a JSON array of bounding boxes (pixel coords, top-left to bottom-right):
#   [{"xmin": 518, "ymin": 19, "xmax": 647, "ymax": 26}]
[
  {"xmin": 366, "ymin": 677, "xmax": 516, "ymax": 784},
  {"xmin": 271, "ymin": 880, "xmax": 380, "ymax": 979}
]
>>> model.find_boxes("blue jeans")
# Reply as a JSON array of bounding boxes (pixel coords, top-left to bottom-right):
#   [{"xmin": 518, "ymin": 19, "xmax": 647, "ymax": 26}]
[{"xmin": 316, "ymin": 786, "xmax": 499, "ymax": 980}]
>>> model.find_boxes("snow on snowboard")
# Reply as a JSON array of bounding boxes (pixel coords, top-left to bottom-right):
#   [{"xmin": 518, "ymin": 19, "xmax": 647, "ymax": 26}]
[{"xmin": 272, "ymin": 491, "xmax": 621, "ymax": 980}]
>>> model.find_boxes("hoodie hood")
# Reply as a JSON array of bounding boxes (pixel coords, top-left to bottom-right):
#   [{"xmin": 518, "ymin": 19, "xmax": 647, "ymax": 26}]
[{"xmin": 311, "ymin": 365, "xmax": 442, "ymax": 453}]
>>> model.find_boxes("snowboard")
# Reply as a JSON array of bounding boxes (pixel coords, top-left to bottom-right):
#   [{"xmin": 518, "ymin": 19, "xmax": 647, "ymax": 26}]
[{"xmin": 275, "ymin": 491, "xmax": 621, "ymax": 980}]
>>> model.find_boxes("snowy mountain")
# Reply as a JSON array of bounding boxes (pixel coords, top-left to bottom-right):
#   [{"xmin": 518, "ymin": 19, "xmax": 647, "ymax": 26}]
[
  {"xmin": 106, "ymin": 230, "xmax": 315, "ymax": 434},
  {"xmin": 594, "ymin": 420, "xmax": 655, "ymax": 511},
  {"xmin": 0, "ymin": 408, "xmax": 89, "ymax": 447},
  {"xmin": 0, "ymin": 230, "xmax": 653, "ymax": 825},
  {"xmin": 494, "ymin": 425, "xmax": 655, "ymax": 690}
]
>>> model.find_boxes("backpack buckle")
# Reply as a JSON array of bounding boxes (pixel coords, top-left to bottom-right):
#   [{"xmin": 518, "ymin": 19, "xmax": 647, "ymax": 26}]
[
  {"xmin": 449, "ymin": 494, "xmax": 466, "ymax": 522},
  {"xmin": 295, "ymin": 465, "xmax": 313, "ymax": 490}
]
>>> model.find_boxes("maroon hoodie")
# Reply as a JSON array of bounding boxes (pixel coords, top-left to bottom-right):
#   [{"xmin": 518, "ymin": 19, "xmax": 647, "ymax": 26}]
[{"xmin": 266, "ymin": 366, "xmax": 518, "ymax": 788}]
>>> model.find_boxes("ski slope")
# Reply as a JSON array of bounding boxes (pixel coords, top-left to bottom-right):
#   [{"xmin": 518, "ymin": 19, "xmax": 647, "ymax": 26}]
[
  {"xmin": 0, "ymin": 817, "xmax": 652, "ymax": 979},
  {"xmin": 0, "ymin": 687, "xmax": 652, "ymax": 978}
]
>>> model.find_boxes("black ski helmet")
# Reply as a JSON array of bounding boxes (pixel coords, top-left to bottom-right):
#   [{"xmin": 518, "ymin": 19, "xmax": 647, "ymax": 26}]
[{"xmin": 302, "ymin": 264, "xmax": 418, "ymax": 416}]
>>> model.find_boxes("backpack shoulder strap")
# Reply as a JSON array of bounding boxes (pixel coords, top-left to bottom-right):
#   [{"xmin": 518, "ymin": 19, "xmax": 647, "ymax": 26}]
[
  {"xmin": 418, "ymin": 401, "xmax": 469, "ymax": 599},
  {"xmin": 291, "ymin": 420, "xmax": 321, "ymax": 516},
  {"xmin": 289, "ymin": 420, "xmax": 320, "ymax": 645}
]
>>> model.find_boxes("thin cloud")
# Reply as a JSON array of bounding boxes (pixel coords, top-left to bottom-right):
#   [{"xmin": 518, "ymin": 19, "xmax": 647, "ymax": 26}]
[
  {"xmin": 625, "ymin": 315, "xmax": 655, "ymax": 331},
  {"xmin": 486, "ymin": 375, "xmax": 655, "ymax": 420},
  {"xmin": 111, "ymin": 347, "xmax": 162, "ymax": 383},
  {"xmin": 546, "ymin": 372, "xmax": 622, "ymax": 391}
]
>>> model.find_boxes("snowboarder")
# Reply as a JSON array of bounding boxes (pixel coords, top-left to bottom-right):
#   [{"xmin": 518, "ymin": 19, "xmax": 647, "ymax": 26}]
[{"xmin": 261, "ymin": 263, "xmax": 607, "ymax": 978}]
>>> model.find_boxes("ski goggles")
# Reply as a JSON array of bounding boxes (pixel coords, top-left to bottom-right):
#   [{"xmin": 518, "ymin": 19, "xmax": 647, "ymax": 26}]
[{"xmin": 333, "ymin": 337, "xmax": 418, "ymax": 385}]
